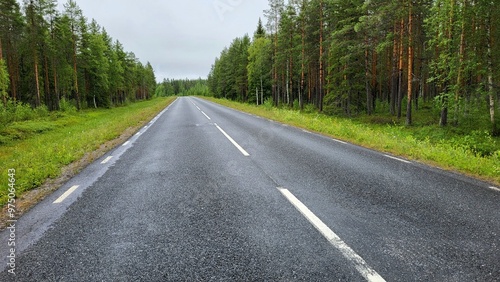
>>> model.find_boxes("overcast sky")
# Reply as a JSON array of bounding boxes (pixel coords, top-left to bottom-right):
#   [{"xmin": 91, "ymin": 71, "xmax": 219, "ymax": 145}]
[{"xmin": 56, "ymin": 0, "xmax": 269, "ymax": 81}]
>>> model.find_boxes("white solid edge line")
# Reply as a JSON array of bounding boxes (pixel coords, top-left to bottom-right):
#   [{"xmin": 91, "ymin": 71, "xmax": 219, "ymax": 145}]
[
  {"xmin": 333, "ymin": 139, "xmax": 348, "ymax": 145},
  {"xmin": 384, "ymin": 154, "xmax": 411, "ymax": 164},
  {"xmin": 201, "ymin": 111, "xmax": 211, "ymax": 120},
  {"xmin": 101, "ymin": 156, "xmax": 113, "ymax": 164},
  {"xmin": 123, "ymin": 141, "xmax": 130, "ymax": 147},
  {"xmin": 489, "ymin": 186, "xmax": 500, "ymax": 192},
  {"xmin": 54, "ymin": 185, "xmax": 80, "ymax": 204},
  {"xmin": 214, "ymin": 123, "xmax": 250, "ymax": 157},
  {"xmin": 277, "ymin": 187, "xmax": 386, "ymax": 282}
]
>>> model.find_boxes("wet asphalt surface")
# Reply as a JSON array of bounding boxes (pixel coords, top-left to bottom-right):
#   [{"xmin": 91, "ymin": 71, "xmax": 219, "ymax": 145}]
[{"xmin": 0, "ymin": 97, "xmax": 498, "ymax": 281}]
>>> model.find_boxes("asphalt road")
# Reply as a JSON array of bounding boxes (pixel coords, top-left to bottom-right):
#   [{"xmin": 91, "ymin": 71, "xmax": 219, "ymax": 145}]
[{"xmin": 1, "ymin": 97, "xmax": 499, "ymax": 281}]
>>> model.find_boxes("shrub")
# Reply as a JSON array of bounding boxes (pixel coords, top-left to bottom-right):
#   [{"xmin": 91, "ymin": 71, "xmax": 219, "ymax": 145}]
[
  {"xmin": 59, "ymin": 98, "xmax": 77, "ymax": 113},
  {"xmin": 303, "ymin": 103, "xmax": 318, "ymax": 114},
  {"xmin": 263, "ymin": 97, "xmax": 274, "ymax": 110}
]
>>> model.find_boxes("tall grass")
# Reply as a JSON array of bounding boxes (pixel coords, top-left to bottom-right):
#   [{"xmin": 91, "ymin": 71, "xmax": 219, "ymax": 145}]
[{"xmin": 0, "ymin": 97, "xmax": 176, "ymax": 207}]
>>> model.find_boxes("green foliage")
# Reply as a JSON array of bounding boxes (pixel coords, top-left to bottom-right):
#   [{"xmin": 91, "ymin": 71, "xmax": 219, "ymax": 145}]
[
  {"xmin": 156, "ymin": 78, "xmax": 208, "ymax": 97},
  {"xmin": 208, "ymin": 0, "xmax": 500, "ymax": 135},
  {"xmin": 1, "ymin": 0, "xmax": 156, "ymax": 110},
  {"xmin": 263, "ymin": 97, "xmax": 274, "ymax": 110},
  {"xmin": 208, "ymin": 35, "xmax": 252, "ymax": 101},
  {"xmin": 185, "ymin": 82, "xmax": 210, "ymax": 96},
  {"xmin": 59, "ymin": 97, "xmax": 77, "ymax": 113},
  {"xmin": 0, "ymin": 101, "xmax": 49, "ymax": 124},
  {"xmin": 0, "ymin": 59, "xmax": 9, "ymax": 102},
  {"xmin": 254, "ymin": 17, "xmax": 266, "ymax": 40},
  {"xmin": 303, "ymin": 103, "xmax": 318, "ymax": 114},
  {"xmin": 450, "ymin": 130, "xmax": 498, "ymax": 157},
  {"xmin": 247, "ymin": 36, "xmax": 272, "ymax": 104}
]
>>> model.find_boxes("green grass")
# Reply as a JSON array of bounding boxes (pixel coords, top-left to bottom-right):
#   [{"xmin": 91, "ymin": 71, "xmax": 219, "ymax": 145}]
[
  {"xmin": 202, "ymin": 97, "xmax": 500, "ymax": 186},
  {"xmin": 0, "ymin": 97, "xmax": 176, "ymax": 207}
]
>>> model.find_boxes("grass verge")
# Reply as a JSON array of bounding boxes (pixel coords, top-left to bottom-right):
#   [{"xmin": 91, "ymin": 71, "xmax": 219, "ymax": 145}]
[
  {"xmin": 202, "ymin": 97, "xmax": 500, "ymax": 186},
  {"xmin": 0, "ymin": 97, "xmax": 176, "ymax": 208}
]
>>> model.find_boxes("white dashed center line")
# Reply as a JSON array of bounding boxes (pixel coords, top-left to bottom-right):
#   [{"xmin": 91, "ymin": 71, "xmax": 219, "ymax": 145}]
[
  {"xmin": 53, "ymin": 185, "xmax": 80, "ymax": 204},
  {"xmin": 201, "ymin": 111, "xmax": 211, "ymax": 120},
  {"xmin": 101, "ymin": 156, "xmax": 113, "ymax": 164},
  {"xmin": 215, "ymin": 123, "xmax": 250, "ymax": 157},
  {"xmin": 190, "ymin": 99, "xmax": 249, "ymax": 156},
  {"xmin": 277, "ymin": 187, "xmax": 386, "ymax": 282}
]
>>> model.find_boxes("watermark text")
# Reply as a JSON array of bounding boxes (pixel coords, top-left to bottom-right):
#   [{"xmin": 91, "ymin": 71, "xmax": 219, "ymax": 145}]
[
  {"xmin": 6, "ymin": 169, "xmax": 17, "ymax": 275},
  {"xmin": 213, "ymin": 0, "xmax": 245, "ymax": 21}
]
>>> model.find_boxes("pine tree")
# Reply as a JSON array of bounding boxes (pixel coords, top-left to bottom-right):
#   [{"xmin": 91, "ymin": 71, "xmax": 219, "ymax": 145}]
[
  {"xmin": 84, "ymin": 20, "xmax": 110, "ymax": 107},
  {"xmin": 24, "ymin": 0, "xmax": 45, "ymax": 106},
  {"xmin": 0, "ymin": 58, "xmax": 9, "ymax": 105},
  {"xmin": 0, "ymin": 0, "xmax": 24, "ymax": 101},
  {"xmin": 63, "ymin": 0, "xmax": 83, "ymax": 109},
  {"xmin": 254, "ymin": 18, "xmax": 266, "ymax": 40},
  {"xmin": 264, "ymin": 0, "xmax": 284, "ymax": 105},
  {"xmin": 248, "ymin": 35, "xmax": 272, "ymax": 105},
  {"xmin": 277, "ymin": 4, "xmax": 298, "ymax": 107}
]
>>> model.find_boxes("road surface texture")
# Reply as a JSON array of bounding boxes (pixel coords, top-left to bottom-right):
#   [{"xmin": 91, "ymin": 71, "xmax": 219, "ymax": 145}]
[{"xmin": 1, "ymin": 97, "xmax": 498, "ymax": 281}]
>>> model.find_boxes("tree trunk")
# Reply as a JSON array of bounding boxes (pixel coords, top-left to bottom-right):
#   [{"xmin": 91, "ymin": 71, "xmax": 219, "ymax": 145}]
[
  {"xmin": 440, "ymin": 0, "xmax": 455, "ymax": 127},
  {"xmin": 273, "ymin": 10, "xmax": 280, "ymax": 107},
  {"xmin": 454, "ymin": 0, "xmax": 467, "ymax": 125},
  {"xmin": 318, "ymin": 0, "xmax": 324, "ymax": 112},
  {"xmin": 44, "ymin": 55, "xmax": 51, "ymax": 110},
  {"xmin": 397, "ymin": 19, "xmax": 405, "ymax": 119},
  {"xmin": 371, "ymin": 49, "xmax": 378, "ymax": 111},
  {"xmin": 300, "ymin": 14, "xmax": 305, "ymax": 110},
  {"xmin": 7, "ymin": 52, "xmax": 17, "ymax": 101},
  {"xmin": 286, "ymin": 60, "xmax": 290, "ymax": 106},
  {"xmin": 289, "ymin": 26, "xmax": 294, "ymax": 108},
  {"xmin": 406, "ymin": 2, "xmax": 414, "ymax": 126},
  {"xmin": 260, "ymin": 76, "xmax": 263, "ymax": 105},
  {"xmin": 0, "ymin": 38, "xmax": 5, "ymax": 106},
  {"xmin": 33, "ymin": 50, "xmax": 41, "ymax": 107},
  {"xmin": 308, "ymin": 64, "xmax": 312, "ymax": 103},
  {"xmin": 72, "ymin": 30, "xmax": 80, "ymax": 110},
  {"xmin": 256, "ymin": 87, "xmax": 259, "ymax": 105},
  {"xmin": 365, "ymin": 47, "xmax": 373, "ymax": 115},
  {"xmin": 52, "ymin": 57, "xmax": 59, "ymax": 109},
  {"xmin": 391, "ymin": 23, "xmax": 398, "ymax": 115},
  {"xmin": 487, "ymin": 17, "xmax": 497, "ymax": 135}
]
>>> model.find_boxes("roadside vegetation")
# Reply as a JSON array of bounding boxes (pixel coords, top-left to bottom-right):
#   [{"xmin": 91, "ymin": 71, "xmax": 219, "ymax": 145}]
[
  {"xmin": 0, "ymin": 97, "xmax": 176, "ymax": 207},
  {"xmin": 0, "ymin": 0, "xmax": 165, "ymax": 209},
  {"xmin": 208, "ymin": 2, "xmax": 500, "ymax": 136},
  {"xmin": 203, "ymin": 97, "xmax": 500, "ymax": 186},
  {"xmin": 202, "ymin": 1, "xmax": 500, "ymax": 186}
]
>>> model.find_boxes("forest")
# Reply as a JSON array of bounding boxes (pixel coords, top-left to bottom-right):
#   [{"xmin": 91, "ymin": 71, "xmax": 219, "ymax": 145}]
[
  {"xmin": 155, "ymin": 78, "xmax": 209, "ymax": 97},
  {"xmin": 0, "ymin": 0, "xmax": 156, "ymax": 112},
  {"xmin": 207, "ymin": 0, "xmax": 500, "ymax": 135}
]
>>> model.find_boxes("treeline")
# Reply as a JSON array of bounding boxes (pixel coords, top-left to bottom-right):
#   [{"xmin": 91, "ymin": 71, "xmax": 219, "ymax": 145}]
[
  {"xmin": 208, "ymin": 0, "xmax": 500, "ymax": 135},
  {"xmin": 155, "ymin": 78, "xmax": 209, "ymax": 97},
  {"xmin": 0, "ymin": 0, "xmax": 156, "ymax": 110}
]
